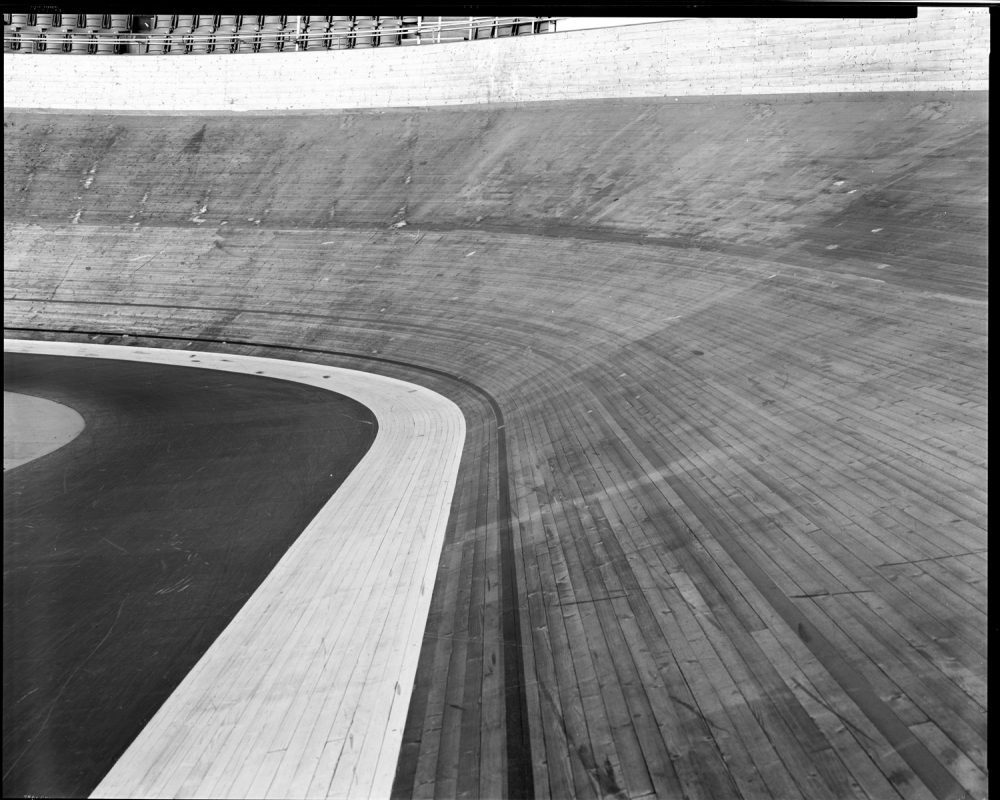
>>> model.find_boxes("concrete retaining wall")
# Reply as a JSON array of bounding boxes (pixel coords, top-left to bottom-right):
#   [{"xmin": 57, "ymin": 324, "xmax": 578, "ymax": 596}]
[{"xmin": 3, "ymin": 9, "xmax": 989, "ymax": 111}]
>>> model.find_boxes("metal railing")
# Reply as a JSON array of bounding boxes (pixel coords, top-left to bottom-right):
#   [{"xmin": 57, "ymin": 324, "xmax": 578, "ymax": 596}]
[{"xmin": 2, "ymin": 15, "xmax": 562, "ymax": 54}]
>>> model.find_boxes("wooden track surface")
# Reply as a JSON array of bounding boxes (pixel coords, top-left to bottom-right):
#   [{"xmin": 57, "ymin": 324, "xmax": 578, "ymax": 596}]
[
  {"xmin": 3, "ymin": 93, "xmax": 988, "ymax": 799},
  {"xmin": 3, "ymin": 340, "xmax": 465, "ymax": 800}
]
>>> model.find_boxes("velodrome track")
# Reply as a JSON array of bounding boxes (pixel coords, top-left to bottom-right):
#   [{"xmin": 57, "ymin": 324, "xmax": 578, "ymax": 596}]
[
  {"xmin": 3, "ymin": 341, "xmax": 464, "ymax": 799},
  {"xmin": 3, "ymin": 86, "xmax": 988, "ymax": 800},
  {"xmin": 4, "ymin": 347, "xmax": 382, "ymax": 797}
]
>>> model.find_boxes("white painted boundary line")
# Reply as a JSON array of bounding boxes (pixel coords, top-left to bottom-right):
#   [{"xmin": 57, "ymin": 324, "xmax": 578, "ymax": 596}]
[{"xmin": 4, "ymin": 339, "xmax": 466, "ymax": 800}]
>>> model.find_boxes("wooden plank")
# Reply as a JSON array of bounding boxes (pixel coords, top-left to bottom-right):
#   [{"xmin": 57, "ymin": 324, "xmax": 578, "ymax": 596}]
[
  {"xmin": 401, "ymin": 394, "xmax": 492, "ymax": 798},
  {"xmin": 8, "ymin": 342, "xmax": 472, "ymax": 800},
  {"xmin": 548, "ymin": 396, "xmax": 796, "ymax": 800},
  {"xmin": 750, "ymin": 628, "xmax": 933, "ymax": 800},
  {"xmin": 855, "ymin": 591, "xmax": 986, "ymax": 708},
  {"xmin": 451, "ymin": 432, "xmax": 492, "ymax": 800},
  {"xmin": 403, "ymin": 466, "xmax": 476, "ymax": 797},
  {"xmin": 909, "ymin": 721, "xmax": 989, "ymax": 800},
  {"xmin": 5, "ymin": 91, "xmax": 987, "ymax": 800},
  {"xmin": 556, "ymin": 490, "xmax": 682, "ymax": 799},
  {"xmin": 562, "ymin": 414, "xmax": 759, "ymax": 800},
  {"xmin": 565, "ymin": 397, "xmax": 865, "ymax": 800},
  {"xmin": 531, "ymin": 422, "xmax": 649, "ymax": 798},
  {"xmin": 816, "ymin": 593, "xmax": 986, "ymax": 765},
  {"xmin": 870, "ymin": 565, "xmax": 986, "ymax": 655},
  {"xmin": 430, "ymin": 536, "xmax": 476, "ymax": 798},
  {"xmin": 516, "ymin": 410, "xmax": 606, "ymax": 799}
]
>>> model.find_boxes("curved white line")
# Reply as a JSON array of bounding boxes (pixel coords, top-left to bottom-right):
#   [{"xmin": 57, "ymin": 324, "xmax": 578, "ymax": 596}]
[{"xmin": 3, "ymin": 339, "xmax": 466, "ymax": 800}]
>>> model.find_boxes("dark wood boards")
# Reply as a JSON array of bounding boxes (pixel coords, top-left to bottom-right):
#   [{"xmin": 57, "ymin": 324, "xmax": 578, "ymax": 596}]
[{"xmin": 4, "ymin": 92, "xmax": 987, "ymax": 799}]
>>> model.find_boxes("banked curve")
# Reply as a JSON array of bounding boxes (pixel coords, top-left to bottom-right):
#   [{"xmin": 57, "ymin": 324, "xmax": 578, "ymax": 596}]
[{"xmin": 3, "ymin": 338, "xmax": 466, "ymax": 800}]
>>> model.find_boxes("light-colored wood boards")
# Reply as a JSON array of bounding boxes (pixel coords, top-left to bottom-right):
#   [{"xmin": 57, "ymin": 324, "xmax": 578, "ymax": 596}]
[{"xmin": 3, "ymin": 339, "xmax": 466, "ymax": 800}]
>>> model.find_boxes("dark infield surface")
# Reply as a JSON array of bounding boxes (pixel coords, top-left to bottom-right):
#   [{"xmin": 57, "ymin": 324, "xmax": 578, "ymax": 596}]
[{"xmin": 3, "ymin": 352, "xmax": 377, "ymax": 799}]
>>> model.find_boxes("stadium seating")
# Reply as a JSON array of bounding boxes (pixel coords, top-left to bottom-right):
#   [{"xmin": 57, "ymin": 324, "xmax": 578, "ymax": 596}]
[
  {"xmin": 24, "ymin": 29, "xmax": 43, "ymax": 52},
  {"xmin": 70, "ymin": 32, "xmax": 91, "ymax": 54},
  {"xmin": 299, "ymin": 16, "xmax": 325, "ymax": 50},
  {"xmin": 514, "ymin": 17, "xmax": 535, "ymax": 36},
  {"xmin": 2, "ymin": 13, "xmax": 557, "ymax": 54},
  {"xmin": 329, "ymin": 16, "xmax": 352, "ymax": 49},
  {"xmin": 351, "ymin": 16, "xmax": 374, "ymax": 48},
  {"xmin": 377, "ymin": 17, "xmax": 400, "ymax": 47},
  {"xmin": 154, "ymin": 33, "xmax": 173, "ymax": 55},
  {"xmin": 400, "ymin": 15, "xmax": 420, "ymax": 45},
  {"xmin": 230, "ymin": 31, "xmax": 250, "ymax": 54},
  {"xmin": 52, "ymin": 29, "xmax": 73, "ymax": 53},
  {"xmin": 213, "ymin": 25, "xmax": 237, "ymax": 54},
  {"xmin": 473, "ymin": 18, "xmax": 495, "ymax": 40},
  {"xmin": 189, "ymin": 30, "xmax": 210, "ymax": 54},
  {"xmin": 95, "ymin": 35, "xmax": 115, "ymax": 54},
  {"xmin": 434, "ymin": 16, "xmax": 471, "ymax": 43}
]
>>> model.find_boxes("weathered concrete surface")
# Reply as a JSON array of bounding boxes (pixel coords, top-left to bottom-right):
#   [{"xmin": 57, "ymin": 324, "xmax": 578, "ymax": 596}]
[
  {"xmin": 2, "ymin": 10, "xmax": 988, "ymax": 110},
  {"xmin": 4, "ymin": 390, "xmax": 85, "ymax": 469}
]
